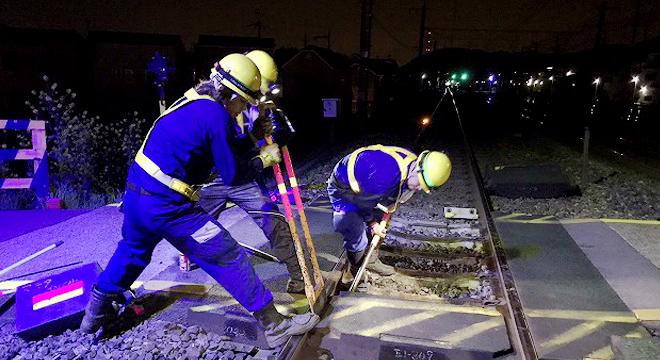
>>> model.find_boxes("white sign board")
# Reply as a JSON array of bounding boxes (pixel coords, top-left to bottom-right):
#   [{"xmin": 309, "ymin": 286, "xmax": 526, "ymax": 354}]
[{"xmin": 322, "ymin": 98, "xmax": 340, "ymax": 118}]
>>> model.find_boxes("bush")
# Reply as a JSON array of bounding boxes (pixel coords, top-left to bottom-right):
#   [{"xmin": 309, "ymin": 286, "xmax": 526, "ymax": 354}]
[{"xmin": 3, "ymin": 75, "xmax": 149, "ymax": 209}]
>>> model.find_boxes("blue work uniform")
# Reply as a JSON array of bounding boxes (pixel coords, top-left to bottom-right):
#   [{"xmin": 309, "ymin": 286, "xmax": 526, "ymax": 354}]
[
  {"xmin": 197, "ymin": 105, "xmax": 301, "ymax": 280},
  {"xmin": 97, "ymin": 91, "xmax": 273, "ymax": 312},
  {"xmin": 327, "ymin": 145, "xmax": 416, "ymax": 252}
]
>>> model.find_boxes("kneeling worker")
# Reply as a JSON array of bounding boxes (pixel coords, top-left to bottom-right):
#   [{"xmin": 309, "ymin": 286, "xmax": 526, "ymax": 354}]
[
  {"xmin": 327, "ymin": 145, "xmax": 451, "ymax": 280},
  {"xmin": 80, "ymin": 53, "xmax": 318, "ymax": 348}
]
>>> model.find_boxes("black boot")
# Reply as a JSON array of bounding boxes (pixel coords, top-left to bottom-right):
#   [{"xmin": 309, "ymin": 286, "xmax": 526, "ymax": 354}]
[
  {"xmin": 366, "ymin": 248, "xmax": 395, "ymax": 276},
  {"xmin": 343, "ymin": 249, "xmax": 368, "ymax": 291},
  {"xmin": 284, "ymin": 258, "xmax": 305, "ymax": 294},
  {"xmin": 286, "ymin": 278, "xmax": 306, "ymax": 294},
  {"xmin": 253, "ymin": 302, "xmax": 320, "ymax": 348},
  {"xmin": 80, "ymin": 286, "xmax": 126, "ymax": 334},
  {"xmin": 347, "ymin": 249, "xmax": 366, "ymax": 276}
]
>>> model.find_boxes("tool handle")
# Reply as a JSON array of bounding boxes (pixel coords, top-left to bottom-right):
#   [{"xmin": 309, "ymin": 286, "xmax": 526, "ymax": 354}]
[
  {"xmin": 349, "ymin": 213, "xmax": 392, "ymax": 292},
  {"xmin": 0, "ymin": 241, "xmax": 63, "ymax": 278},
  {"xmin": 237, "ymin": 241, "xmax": 281, "ymax": 263},
  {"xmin": 264, "ymin": 135, "xmax": 317, "ymax": 307}
]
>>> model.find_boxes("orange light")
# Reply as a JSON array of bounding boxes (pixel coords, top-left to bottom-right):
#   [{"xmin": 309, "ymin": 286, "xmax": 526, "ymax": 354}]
[{"xmin": 421, "ymin": 117, "xmax": 430, "ymax": 126}]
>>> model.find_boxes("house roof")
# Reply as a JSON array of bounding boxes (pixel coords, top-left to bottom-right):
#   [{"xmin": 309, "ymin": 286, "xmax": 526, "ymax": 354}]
[
  {"xmin": 197, "ymin": 35, "xmax": 275, "ymax": 49},
  {"xmin": 87, "ymin": 31, "xmax": 182, "ymax": 46},
  {"xmin": 282, "ymin": 45, "xmax": 350, "ymax": 71}
]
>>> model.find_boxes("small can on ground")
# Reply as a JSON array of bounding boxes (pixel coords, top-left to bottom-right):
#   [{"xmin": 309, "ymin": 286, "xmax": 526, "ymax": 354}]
[{"xmin": 179, "ymin": 253, "xmax": 198, "ymax": 272}]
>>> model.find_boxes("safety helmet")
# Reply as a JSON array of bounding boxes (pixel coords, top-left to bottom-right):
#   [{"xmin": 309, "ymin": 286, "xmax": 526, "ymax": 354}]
[
  {"xmin": 245, "ymin": 50, "xmax": 280, "ymax": 96},
  {"xmin": 416, "ymin": 150, "xmax": 451, "ymax": 193},
  {"xmin": 210, "ymin": 53, "xmax": 261, "ymax": 105}
]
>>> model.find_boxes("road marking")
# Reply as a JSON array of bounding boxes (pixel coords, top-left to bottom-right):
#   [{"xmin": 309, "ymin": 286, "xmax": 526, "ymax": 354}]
[
  {"xmin": 540, "ymin": 320, "xmax": 606, "ymax": 355},
  {"xmin": 357, "ymin": 310, "xmax": 446, "ymax": 337},
  {"xmin": 437, "ymin": 317, "xmax": 502, "ymax": 344}
]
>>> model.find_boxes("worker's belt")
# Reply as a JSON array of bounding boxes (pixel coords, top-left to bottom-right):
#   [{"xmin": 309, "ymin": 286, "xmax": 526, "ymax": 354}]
[{"xmin": 134, "ymin": 151, "xmax": 200, "ymax": 201}]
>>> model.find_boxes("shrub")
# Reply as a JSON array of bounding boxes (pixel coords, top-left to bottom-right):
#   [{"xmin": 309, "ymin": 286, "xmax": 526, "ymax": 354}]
[{"xmin": 4, "ymin": 75, "xmax": 149, "ymax": 208}]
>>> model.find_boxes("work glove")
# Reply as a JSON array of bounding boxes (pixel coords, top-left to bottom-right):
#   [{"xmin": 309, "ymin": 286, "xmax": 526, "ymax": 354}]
[
  {"xmin": 369, "ymin": 221, "xmax": 388, "ymax": 238},
  {"xmin": 251, "ymin": 115, "xmax": 274, "ymax": 140},
  {"xmin": 269, "ymin": 110, "xmax": 295, "ymax": 146},
  {"xmin": 258, "ymin": 100, "xmax": 277, "ymax": 117},
  {"xmin": 258, "ymin": 143, "xmax": 281, "ymax": 168}
]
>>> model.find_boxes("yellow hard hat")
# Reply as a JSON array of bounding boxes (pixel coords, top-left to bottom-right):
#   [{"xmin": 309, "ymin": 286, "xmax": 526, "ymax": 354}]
[
  {"xmin": 211, "ymin": 53, "xmax": 261, "ymax": 105},
  {"xmin": 417, "ymin": 150, "xmax": 451, "ymax": 193},
  {"xmin": 245, "ymin": 50, "xmax": 279, "ymax": 95}
]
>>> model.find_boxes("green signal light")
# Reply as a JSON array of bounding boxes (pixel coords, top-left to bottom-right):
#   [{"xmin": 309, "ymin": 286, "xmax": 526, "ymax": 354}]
[
  {"xmin": 451, "ymin": 73, "xmax": 457, "ymax": 80},
  {"xmin": 460, "ymin": 72, "xmax": 468, "ymax": 80}
]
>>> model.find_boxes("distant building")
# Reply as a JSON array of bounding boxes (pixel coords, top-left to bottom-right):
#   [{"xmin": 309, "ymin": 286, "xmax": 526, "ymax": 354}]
[
  {"xmin": 423, "ymin": 30, "xmax": 434, "ymax": 54},
  {"xmin": 281, "ymin": 46, "xmax": 351, "ymax": 122},
  {"xmin": 349, "ymin": 57, "xmax": 398, "ymax": 117},
  {"xmin": 86, "ymin": 31, "xmax": 185, "ymax": 115},
  {"xmin": 0, "ymin": 26, "xmax": 84, "ymax": 117},
  {"xmin": 193, "ymin": 35, "xmax": 274, "ymax": 82}
]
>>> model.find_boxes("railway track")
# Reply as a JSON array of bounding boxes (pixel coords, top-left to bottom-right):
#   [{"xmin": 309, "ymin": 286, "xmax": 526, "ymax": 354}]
[{"xmin": 279, "ymin": 90, "xmax": 538, "ymax": 359}]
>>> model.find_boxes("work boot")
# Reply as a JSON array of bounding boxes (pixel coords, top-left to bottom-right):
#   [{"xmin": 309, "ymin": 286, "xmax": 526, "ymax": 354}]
[
  {"xmin": 342, "ymin": 250, "xmax": 368, "ymax": 291},
  {"xmin": 366, "ymin": 248, "xmax": 395, "ymax": 276},
  {"xmin": 286, "ymin": 278, "xmax": 306, "ymax": 294},
  {"xmin": 253, "ymin": 301, "xmax": 320, "ymax": 348},
  {"xmin": 80, "ymin": 286, "xmax": 126, "ymax": 334}
]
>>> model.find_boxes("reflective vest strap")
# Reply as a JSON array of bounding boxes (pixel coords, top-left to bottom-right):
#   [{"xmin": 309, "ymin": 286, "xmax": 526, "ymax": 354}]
[
  {"xmin": 347, "ymin": 145, "xmax": 417, "ymax": 194},
  {"xmin": 133, "ymin": 88, "xmax": 215, "ymax": 201}
]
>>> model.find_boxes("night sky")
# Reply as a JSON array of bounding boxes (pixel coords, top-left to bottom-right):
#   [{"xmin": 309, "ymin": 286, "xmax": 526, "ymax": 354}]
[{"xmin": 2, "ymin": 0, "xmax": 659, "ymax": 64}]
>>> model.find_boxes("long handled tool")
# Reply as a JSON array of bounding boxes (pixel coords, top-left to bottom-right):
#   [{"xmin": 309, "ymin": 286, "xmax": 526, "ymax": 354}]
[
  {"xmin": 266, "ymin": 136, "xmax": 319, "ymax": 308},
  {"xmin": 349, "ymin": 206, "xmax": 392, "ymax": 292},
  {"xmin": 0, "ymin": 241, "xmax": 64, "ymax": 278},
  {"xmin": 239, "ymin": 241, "xmax": 280, "ymax": 263},
  {"xmin": 280, "ymin": 146, "xmax": 325, "ymax": 290}
]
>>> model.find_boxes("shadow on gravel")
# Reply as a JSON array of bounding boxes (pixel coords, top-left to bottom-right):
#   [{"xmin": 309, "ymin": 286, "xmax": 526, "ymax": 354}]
[{"xmin": 99, "ymin": 289, "xmax": 202, "ymax": 340}]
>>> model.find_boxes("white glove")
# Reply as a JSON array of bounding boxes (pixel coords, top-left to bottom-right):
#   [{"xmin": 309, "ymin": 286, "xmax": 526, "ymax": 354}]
[
  {"xmin": 369, "ymin": 221, "xmax": 388, "ymax": 238},
  {"xmin": 258, "ymin": 143, "xmax": 281, "ymax": 168}
]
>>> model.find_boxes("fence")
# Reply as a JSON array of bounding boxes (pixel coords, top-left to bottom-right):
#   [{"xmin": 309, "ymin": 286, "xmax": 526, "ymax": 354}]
[{"xmin": 0, "ymin": 119, "xmax": 49, "ymax": 198}]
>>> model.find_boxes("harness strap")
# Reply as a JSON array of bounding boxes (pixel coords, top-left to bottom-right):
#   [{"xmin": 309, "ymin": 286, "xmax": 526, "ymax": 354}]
[
  {"xmin": 134, "ymin": 88, "xmax": 215, "ymax": 201},
  {"xmin": 346, "ymin": 145, "xmax": 417, "ymax": 195}
]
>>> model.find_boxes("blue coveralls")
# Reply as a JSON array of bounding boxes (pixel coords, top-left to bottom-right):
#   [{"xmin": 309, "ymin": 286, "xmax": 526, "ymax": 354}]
[
  {"xmin": 97, "ymin": 96, "xmax": 273, "ymax": 313},
  {"xmin": 197, "ymin": 105, "xmax": 300, "ymax": 279},
  {"xmin": 327, "ymin": 147, "xmax": 412, "ymax": 253}
]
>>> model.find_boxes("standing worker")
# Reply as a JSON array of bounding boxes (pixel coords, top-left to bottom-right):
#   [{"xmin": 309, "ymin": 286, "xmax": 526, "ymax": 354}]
[
  {"xmin": 80, "ymin": 53, "xmax": 318, "ymax": 348},
  {"xmin": 327, "ymin": 145, "xmax": 451, "ymax": 282},
  {"xmin": 197, "ymin": 50, "xmax": 303, "ymax": 293}
]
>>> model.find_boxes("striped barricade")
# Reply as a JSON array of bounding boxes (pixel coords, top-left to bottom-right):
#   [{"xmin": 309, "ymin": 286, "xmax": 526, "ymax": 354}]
[{"xmin": 0, "ymin": 119, "xmax": 49, "ymax": 198}]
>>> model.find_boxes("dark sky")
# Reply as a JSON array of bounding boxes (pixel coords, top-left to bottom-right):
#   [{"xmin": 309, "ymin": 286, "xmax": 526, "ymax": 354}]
[{"xmin": 2, "ymin": 0, "xmax": 659, "ymax": 64}]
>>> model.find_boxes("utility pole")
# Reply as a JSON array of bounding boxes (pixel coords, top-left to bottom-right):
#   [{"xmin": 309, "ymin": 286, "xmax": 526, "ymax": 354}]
[
  {"xmin": 313, "ymin": 30, "xmax": 331, "ymax": 49},
  {"xmin": 248, "ymin": 20, "xmax": 263, "ymax": 38},
  {"xmin": 594, "ymin": 0, "xmax": 607, "ymax": 48},
  {"xmin": 248, "ymin": 10, "xmax": 264, "ymax": 38},
  {"xmin": 631, "ymin": 0, "xmax": 640, "ymax": 43},
  {"xmin": 358, "ymin": 0, "xmax": 373, "ymax": 127},
  {"xmin": 418, "ymin": 0, "xmax": 427, "ymax": 56}
]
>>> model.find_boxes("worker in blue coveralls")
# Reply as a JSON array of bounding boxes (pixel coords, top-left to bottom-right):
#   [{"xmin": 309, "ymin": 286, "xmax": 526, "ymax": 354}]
[
  {"xmin": 327, "ymin": 145, "xmax": 451, "ymax": 284},
  {"xmin": 80, "ymin": 53, "xmax": 319, "ymax": 348},
  {"xmin": 197, "ymin": 50, "xmax": 304, "ymax": 294}
]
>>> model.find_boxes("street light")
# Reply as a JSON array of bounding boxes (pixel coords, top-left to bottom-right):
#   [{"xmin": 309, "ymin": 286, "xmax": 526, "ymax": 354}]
[
  {"xmin": 631, "ymin": 75, "xmax": 640, "ymax": 103},
  {"xmin": 566, "ymin": 70, "xmax": 575, "ymax": 76},
  {"xmin": 593, "ymin": 77, "xmax": 600, "ymax": 99},
  {"xmin": 421, "ymin": 117, "xmax": 431, "ymax": 126}
]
